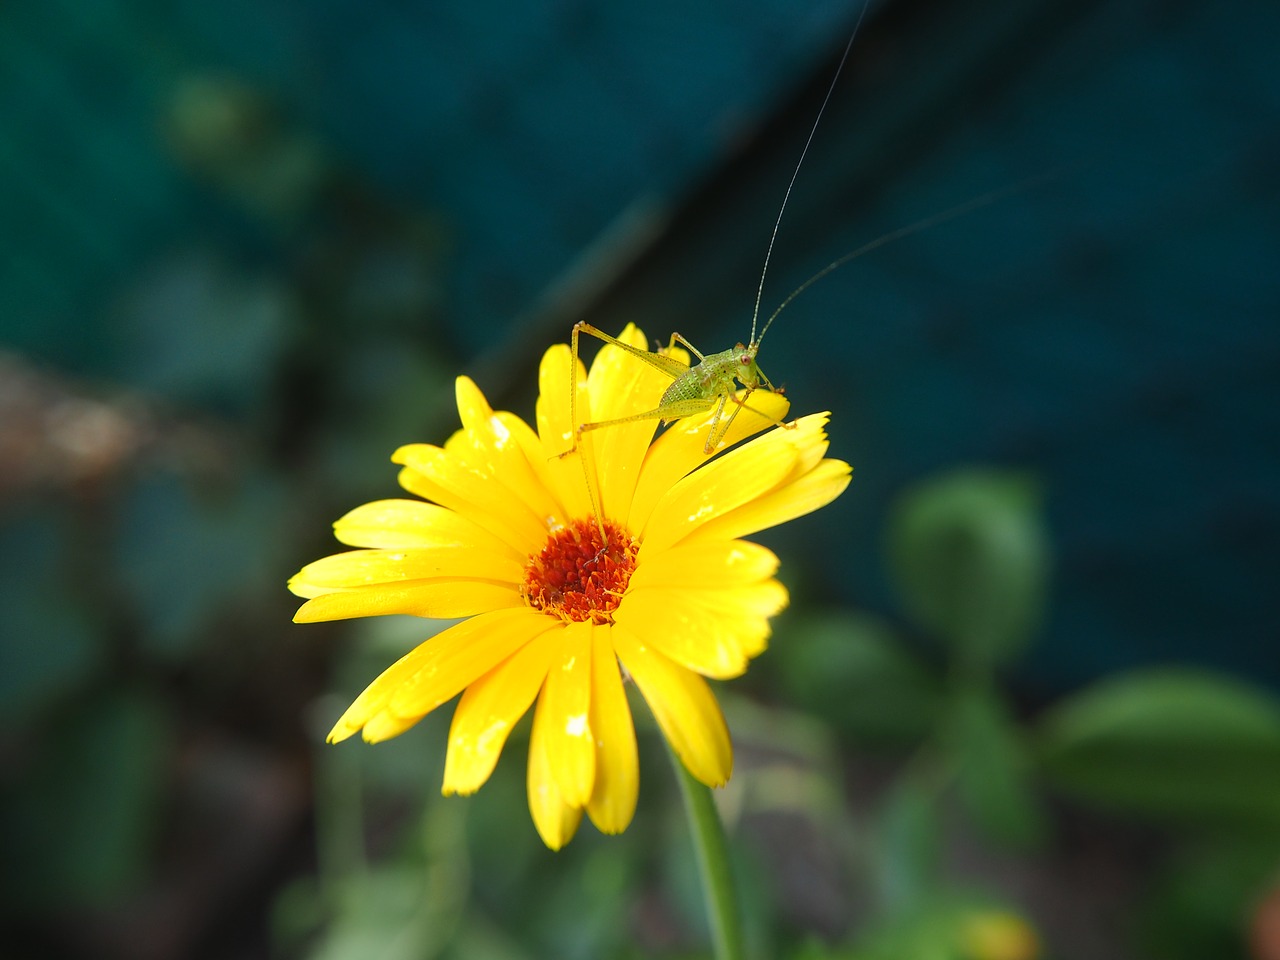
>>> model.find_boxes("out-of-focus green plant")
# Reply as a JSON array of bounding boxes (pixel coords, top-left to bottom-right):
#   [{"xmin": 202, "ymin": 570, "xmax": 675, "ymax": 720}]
[
  {"xmin": 778, "ymin": 466, "xmax": 1280, "ymax": 959},
  {"xmin": 889, "ymin": 469, "xmax": 1049, "ymax": 678}
]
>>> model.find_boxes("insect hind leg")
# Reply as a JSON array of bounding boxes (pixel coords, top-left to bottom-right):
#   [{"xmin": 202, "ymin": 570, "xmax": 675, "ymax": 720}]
[{"xmin": 576, "ymin": 396, "xmax": 718, "ymax": 441}]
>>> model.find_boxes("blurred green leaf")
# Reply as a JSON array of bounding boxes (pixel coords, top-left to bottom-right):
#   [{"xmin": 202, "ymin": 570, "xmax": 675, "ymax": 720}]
[
  {"xmin": 876, "ymin": 776, "xmax": 943, "ymax": 913},
  {"xmin": 775, "ymin": 611, "xmax": 942, "ymax": 745},
  {"xmin": 1037, "ymin": 669, "xmax": 1280, "ymax": 826},
  {"xmin": 887, "ymin": 469, "xmax": 1048, "ymax": 673},
  {"xmin": 2, "ymin": 688, "xmax": 171, "ymax": 909},
  {"xmin": 945, "ymin": 689, "xmax": 1047, "ymax": 850}
]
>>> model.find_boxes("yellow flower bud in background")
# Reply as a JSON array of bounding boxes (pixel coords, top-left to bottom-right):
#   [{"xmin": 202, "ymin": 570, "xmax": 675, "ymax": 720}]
[{"xmin": 960, "ymin": 910, "xmax": 1040, "ymax": 960}]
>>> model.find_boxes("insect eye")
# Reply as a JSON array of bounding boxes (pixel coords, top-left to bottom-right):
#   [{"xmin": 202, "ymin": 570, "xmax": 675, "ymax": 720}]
[{"xmin": 739, "ymin": 354, "xmax": 750, "ymax": 365}]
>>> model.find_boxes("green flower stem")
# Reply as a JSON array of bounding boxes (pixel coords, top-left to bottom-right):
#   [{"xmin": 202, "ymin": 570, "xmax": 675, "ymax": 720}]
[{"xmin": 669, "ymin": 746, "xmax": 745, "ymax": 960}]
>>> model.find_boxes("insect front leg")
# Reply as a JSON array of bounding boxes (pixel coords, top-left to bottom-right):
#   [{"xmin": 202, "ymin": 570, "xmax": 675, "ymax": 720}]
[
  {"xmin": 707, "ymin": 388, "xmax": 798, "ymax": 455},
  {"xmin": 667, "ymin": 332, "xmax": 706, "ymax": 362},
  {"xmin": 566, "ymin": 322, "xmax": 692, "ymax": 458}
]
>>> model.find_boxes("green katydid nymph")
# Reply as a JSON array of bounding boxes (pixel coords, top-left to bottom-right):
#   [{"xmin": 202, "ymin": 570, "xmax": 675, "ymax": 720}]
[{"xmin": 567, "ymin": 320, "xmax": 790, "ymax": 458}]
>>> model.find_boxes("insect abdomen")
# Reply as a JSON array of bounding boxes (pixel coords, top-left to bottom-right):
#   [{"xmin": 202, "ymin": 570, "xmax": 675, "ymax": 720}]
[{"xmin": 660, "ymin": 374, "xmax": 706, "ymax": 405}]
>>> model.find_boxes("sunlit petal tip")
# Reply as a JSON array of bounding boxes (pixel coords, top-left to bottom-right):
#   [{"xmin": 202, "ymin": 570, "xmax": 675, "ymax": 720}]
[
  {"xmin": 584, "ymin": 631, "xmax": 639, "ymax": 834},
  {"xmin": 587, "ymin": 777, "xmax": 637, "ymax": 835},
  {"xmin": 442, "ymin": 742, "xmax": 501, "ymax": 796},
  {"xmin": 698, "ymin": 760, "xmax": 733, "ymax": 789},
  {"xmin": 613, "ymin": 628, "xmax": 734, "ymax": 786},
  {"xmin": 803, "ymin": 458, "xmax": 854, "ymax": 503},
  {"xmin": 286, "ymin": 573, "xmax": 316, "ymax": 601},
  {"xmin": 528, "ymin": 690, "xmax": 585, "ymax": 849},
  {"xmin": 776, "ymin": 412, "xmax": 829, "ymax": 451},
  {"xmin": 441, "ymin": 634, "xmax": 557, "ymax": 798},
  {"xmin": 390, "ymin": 442, "xmax": 433, "ymax": 466},
  {"xmin": 325, "ymin": 721, "xmax": 358, "ymax": 745},
  {"xmin": 441, "ymin": 763, "xmax": 484, "ymax": 797},
  {"xmin": 533, "ymin": 804, "xmax": 583, "ymax": 852},
  {"xmin": 291, "ymin": 596, "xmax": 332, "ymax": 621},
  {"xmin": 454, "ymin": 374, "xmax": 494, "ymax": 427},
  {"xmin": 361, "ymin": 708, "xmax": 422, "ymax": 743},
  {"xmin": 537, "ymin": 342, "xmax": 580, "ymax": 391}
]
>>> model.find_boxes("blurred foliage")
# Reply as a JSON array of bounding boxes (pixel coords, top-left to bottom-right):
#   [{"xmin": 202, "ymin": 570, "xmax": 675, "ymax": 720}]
[
  {"xmin": 1038, "ymin": 669, "xmax": 1280, "ymax": 827},
  {"xmin": 5, "ymin": 687, "xmax": 171, "ymax": 911},
  {"xmin": 0, "ymin": 65, "xmax": 459, "ymax": 957},
  {"xmin": 888, "ymin": 469, "xmax": 1049, "ymax": 676}
]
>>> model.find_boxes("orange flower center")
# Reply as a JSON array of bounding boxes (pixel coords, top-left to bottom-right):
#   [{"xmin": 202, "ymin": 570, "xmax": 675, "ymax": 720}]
[{"xmin": 522, "ymin": 518, "xmax": 638, "ymax": 624}]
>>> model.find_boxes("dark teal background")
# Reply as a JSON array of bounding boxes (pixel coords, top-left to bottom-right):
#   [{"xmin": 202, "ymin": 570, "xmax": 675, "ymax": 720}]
[{"xmin": 3, "ymin": 0, "xmax": 1275, "ymax": 695}]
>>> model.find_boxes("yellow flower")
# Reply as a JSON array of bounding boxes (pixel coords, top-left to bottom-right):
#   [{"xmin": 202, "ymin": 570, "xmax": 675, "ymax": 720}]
[
  {"xmin": 960, "ymin": 910, "xmax": 1040, "ymax": 960},
  {"xmin": 289, "ymin": 325, "xmax": 850, "ymax": 848}
]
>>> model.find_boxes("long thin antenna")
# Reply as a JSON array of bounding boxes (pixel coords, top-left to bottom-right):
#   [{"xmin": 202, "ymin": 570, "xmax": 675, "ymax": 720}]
[
  {"xmin": 750, "ymin": 3, "xmax": 871, "ymax": 346},
  {"xmin": 757, "ymin": 171, "xmax": 1060, "ymax": 334}
]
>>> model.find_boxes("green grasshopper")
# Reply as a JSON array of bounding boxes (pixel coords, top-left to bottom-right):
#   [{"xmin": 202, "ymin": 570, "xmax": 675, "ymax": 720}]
[{"xmin": 567, "ymin": 320, "xmax": 790, "ymax": 458}]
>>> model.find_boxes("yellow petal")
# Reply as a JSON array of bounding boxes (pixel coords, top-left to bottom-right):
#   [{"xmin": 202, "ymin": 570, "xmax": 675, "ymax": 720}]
[
  {"xmin": 627, "ymin": 389, "xmax": 789, "ymax": 532},
  {"xmin": 586, "ymin": 627, "xmax": 638, "ymax": 834},
  {"xmin": 452, "ymin": 376, "xmax": 564, "ymax": 523},
  {"xmin": 288, "ymin": 545, "xmax": 522, "ymax": 598},
  {"xmin": 327, "ymin": 608, "xmax": 547, "ymax": 742},
  {"xmin": 394, "ymin": 443, "xmax": 547, "ymax": 555},
  {"xmin": 583, "ymin": 324, "xmax": 671, "ymax": 521},
  {"xmin": 386, "ymin": 607, "xmax": 555, "ymax": 719},
  {"xmin": 292, "ymin": 579, "xmax": 520, "ymax": 621},
  {"xmin": 534, "ymin": 344, "xmax": 597, "ymax": 520},
  {"xmin": 528, "ymin": 685, "xmax": 585, "ymax": 850},
  {"xmin": 443, "ymin": 629, "xmax": 559, "ymax": 795},
  {"xmin": 495, "ymin": 409, "xmax": 571, "ymax": 526},
  {"xmin": 360, "ymin": 708, "xmax": 424, "ymax": 743},
  {"xmin": 332, "ymin": 499, "xmax": 521, "ymax": 560},
  {"xmin": 639, "ymin": 427, "xmax": 799, "ymax": 555},
  {"xmin": 613, "ymin": 580, "xmax": 787, "ymax": 679},
  {"xmin": 686, "ymin": 458, "xmax": 852, "ymax": 545},
  {"xmin": 785, "ymin": 412, "xmax": 834, "ymax": 477},
  {"xmin": 613, "ymin": 625, "xmax": 732, "ymax": 787},
  {"xmin": 540, "ymin": 620, "xmax": 596, "ymax": 808},
  {"xmin": 626, "ymin": 539, "xmax": 779, "ymax": 591}
]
